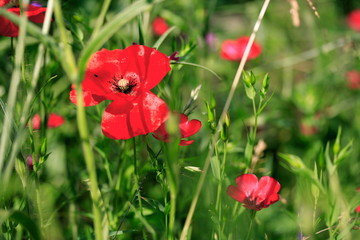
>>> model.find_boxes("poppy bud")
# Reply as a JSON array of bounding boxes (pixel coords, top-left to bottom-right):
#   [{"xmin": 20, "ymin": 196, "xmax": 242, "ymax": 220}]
[
  {"xmin": 220, "ymin": 113, "xmax": 230, "ymax": 142},
  {"xmin": 260, "ymin": 73, "xmax": 269, "ymax": 98}
]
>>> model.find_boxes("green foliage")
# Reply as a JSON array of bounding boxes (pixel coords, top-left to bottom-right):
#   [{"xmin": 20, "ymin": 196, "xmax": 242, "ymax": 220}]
[{"xmin": 0, "ymin": 0, "xmax": 360, "ymax": 239}]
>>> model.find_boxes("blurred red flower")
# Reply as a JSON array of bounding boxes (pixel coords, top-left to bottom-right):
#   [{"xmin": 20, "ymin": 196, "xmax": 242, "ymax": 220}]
[
  {"xmin": 347, "ymin": 9, "xmax": 360, "ymax": 31},
  {"xmin": 152, "ymin": 17, "xmax": 169, "ymax": 36},
  {"xmin": 31, "ymin": 113, "xmax": 65, "ymax": 130},
  {"xmin": 346, "ymin": 70, "xmax": 360, "ymax": 89},
  {"xmin": 356, "ymin": 205, "xmax": 360, "ymax": 213},
  {"xmin": 220, "ymin": 36, "xmax": 261, "ymax": 61},
  {"xmin": 0, "ymin": 0, "xmax": 10, "ymax": 6},
  {"xmin": 0, "ymin": 2, "xmax": 47, "ymax": 37},
  {"xmin": 153, "ymin": 113, "xmax": 201, "ymax": 146},
  {"xmin": 70, "ymin": 45, "xmax": 170, "ymax": 140},
  {"xmin": 227, "ymin": 174, "xmax": 280, "ymax": 211}
]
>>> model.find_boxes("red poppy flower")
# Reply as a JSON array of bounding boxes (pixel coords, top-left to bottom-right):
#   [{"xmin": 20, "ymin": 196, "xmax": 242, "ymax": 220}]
[
  {"xmin": 70, "ymin": 45, "xmax": 170, "ymax": 140},
  {"xmin": 347, "ymin": 9, "xmax": 360, "ymax": 32},
  {"xmin": 0, "ymin": 3, "xmax": 47, "ymax": 37},
  {"xmin": 220, "ymin": 36, "xmax": 261, "ymax": 61},
  {"xmin": 152, "ymin": 17, "xmax": 169, "ymax": 36},
  {"xmin": 0, "ymin": 0, "xmax": 10, "ymax": 7},
  {"xmin": 356, "ymin": 205, "xmax": 360, "ymax": 213},
  {"xmin": 153, "ymin": 113, "xmax": 201, "ymax": 146},
  {"xmin": 227, "ymin": 174, "xmax": 280, "ymax": 211},
  {"xmin": 31, "ymin": 113, "xmax": 65, "ymax": 130},
  {"xmin": 346, "ymin": 70, "xmax": 360, "ymax": 89}
]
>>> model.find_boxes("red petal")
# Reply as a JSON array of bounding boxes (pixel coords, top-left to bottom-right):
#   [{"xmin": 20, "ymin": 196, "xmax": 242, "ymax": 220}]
[
  {"xmin": 356, "ymin": 205, "xmax": 360, "ymax": 213},
  {"xmin": 180, "ymin": 140, "xmax": 194, "ymax": 146},
  {"xmin": 152, "ymin": 17, "xmax": 169, "ymax": 36},
  {"xmin": 237, "ymin": 37, "xmax": 262, "ymax": 60},
  {"xmin": 220, "ymin": 40, "xmax": 242, "ymax": 61},
  {"xmin": 235, "ymin": 174, "xmax": 258, "ymax": 198},
  {"xmin": 153, "ymin": 123, "xmax": 169, "ymax": 142},
  {"xmin": 47, "ymin": 114, "xmax": 64, "ymax": 128},
  {"xmin": 119, "ymin": 45, "xmax": 171, "ymax": 91},
  {"xmin": 31, "ymin": 114, "xmax": 41, "ymax": 130},
  {"xmin": 254, "ymin": 176, "xmax": 280, "ymax": 205},
  {"xmin": 26, "ymin": 6, "xmax": 47, "ymax": 23},
  {"xmin": 262, "ymin": 193, "xmax": 280, "ymax": 207},
  {"xmin": 101, "ymin": 92, "xmax": 169, "ymax": 139},
  {"xmin": 81, "ymin": 48, "xmax": 123, "ymax": 99},
  {"xmin": 347, "ymin": 9, "xmax": 360, "ymax": 32},
  {"xmin": 0, "ymin": 0, "xmax": 10, "ymax": 7},
  {"xmin": 0, "ymin": 14, "xmax": 19, "ymax": 37},
  {"xmin": 227, "ymin": 185, "xmax": 247, "ymax": 203},
  {"xmin": 70, "ymin": 88, "xmax": 106, "ymax": 106},
  {"xmin": 346, "ymin": 70, "xmax": 360, "ymax": 89},
  {"xmin": 179, "ymin": 114, "xmax": 201, "ymax": 138}
]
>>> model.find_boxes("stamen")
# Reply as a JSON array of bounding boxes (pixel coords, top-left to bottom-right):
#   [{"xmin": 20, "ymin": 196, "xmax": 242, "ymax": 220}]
[{"xmin": 117, "ymin": 79, "xmax": 130, "ymax": 91}]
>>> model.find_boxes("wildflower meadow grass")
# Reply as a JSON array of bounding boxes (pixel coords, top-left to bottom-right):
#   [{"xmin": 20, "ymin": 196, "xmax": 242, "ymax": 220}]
[{"xmin": 0, "ymin": 0, "xmax": 360, "ymax": 239}]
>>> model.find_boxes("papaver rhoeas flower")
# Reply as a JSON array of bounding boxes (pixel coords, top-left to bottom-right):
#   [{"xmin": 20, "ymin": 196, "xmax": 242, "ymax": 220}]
[
  {"xmin": 0, "ymin": 0, "xmax": 10, "ymax": 6},
  {"xmin": 31, "ymin": 113, "xmax": 65, "ymax": 130},
  {"xmin": 153, "ymin": 113, "xmax": 201, "ymax": 146},
  {"xmin": 227, "ymin": 174, "xmax": 280, "ymax": 211},
  {"xmin": 152, "ymin": 17, "xmax": 169, "ymax": 36},
  {"xmin": 347, "ymin": 9, "xmax": 360, "ymax": 31},
  {"xmin": 356, "ymin": 205, "xmax": 360, "ymax": 213},
  {"xmin": 221, "ymin": 36, "xmax": 261, "ymax": 61},
  {"xmin": 346, "ymin": 70, "xmax": 360, "ymax": 89},
  {"xmin": 0, "ymin": 2, "xmax": 47, "ymax": 37},
  {"xmin": 70, "ymin": 45, "xmax": 170, "ymax": 140}
]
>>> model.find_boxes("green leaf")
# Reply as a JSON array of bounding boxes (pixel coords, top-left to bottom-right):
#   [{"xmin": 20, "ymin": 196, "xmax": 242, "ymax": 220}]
[
  {"xmin": 244, "ymin": 84, "xmax": 256, "ymax": 100},
  {"xmin": 78, "ymin": 0, "xmax": 155, "ymax": 79},
  {"xmin": 153, "ymin": 26, "xmax": 177, "ymax": 49},
  {"xmin": 210, "ymin": 155, "xmax": 221, "ymax": 180},
  {"xmin": 0, "ymin": 210, "xmax": 41, "ymax": 240},
  {"xmin": 335, "ymin": 140, "xmax": 353, "ymax": 166}
]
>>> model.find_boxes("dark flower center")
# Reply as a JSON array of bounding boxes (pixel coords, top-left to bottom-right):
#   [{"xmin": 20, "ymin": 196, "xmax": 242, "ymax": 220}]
[{"xmin": 110, "ymin": 74, "xmax": 138, "ymax": 95}]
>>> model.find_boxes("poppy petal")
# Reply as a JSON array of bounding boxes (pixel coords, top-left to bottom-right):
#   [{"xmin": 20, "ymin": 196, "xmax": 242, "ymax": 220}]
[
  {"xmin": 0, "ymin": 0, "xmax": 10, "ymax": 7},
  {"xmin": 0, "ymin": 14, "xmax": 19, "ymax": 37},
  {"xmin": 227, "ymin": 185, "xmax": 247, "ymax": 203},
  {"xmin": 47, "ymin": 114, "xmax": 65, "ymax": 128},
  {"xmin": 179, "ymin": 114, "xmax": 202, "ymax": 138},
  {"xmin": 347, "ymin": 9, "xmax": 360, "ymax": 32},
  {"xmin": 237, "ymin": 37, "xmax": 262, "ymax": 60},
  {"xmin": 80, "ymin": 49, "xmax": 123, "ymax": 98},
  {"xmin": 102, "ymin": 92, "xmax": 169, "ymax": 139},
  {"xmin": 70, "ymin": 88, "xmax": 106, "ymax": 106},
  {"xmin": 220, "ymin": 40, "xmax": 241, "ymax": 61},
  {"xmin": 118, "ymin": 45, "xmax": 171, "ymax": 91},
  {"xmin": 235, "ymin": 174, "xmax": 258, "ymax": 198},
  {"xmin": 180, "ymin": 140, "xmax": 194, "ymax": 146},
  {"xmin": 254, "ymin": 176, "xmax": 281, "ymax": 204},
  {"xmin": 152, "ymin": 17, "xmax": 170, "ymax": 36}
]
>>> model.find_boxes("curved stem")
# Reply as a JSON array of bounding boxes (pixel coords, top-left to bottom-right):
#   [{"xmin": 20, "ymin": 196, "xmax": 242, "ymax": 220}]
[{"xmin": 179, "ymin": 1, "xmax": 271, "ymax": 238}]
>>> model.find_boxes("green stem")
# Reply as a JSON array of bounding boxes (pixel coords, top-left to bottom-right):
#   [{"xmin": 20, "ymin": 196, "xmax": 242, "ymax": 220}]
[
  {"xmin": 133, "ymin": 138, "xmax": 147, "ymax": 239},
  {"xmin": 179, "ymin": 1, "xmax": 271, "ymax": 237},
  {"xmin": 245, "ymin": 210, "xmax": 256, "ymax": 240},
  {"xmin": 91, "ymin": 0, "xmax": 112, "ymax": 38},
  {"xmin": 75, "ymin": 84, "xmax": 103, "ymax": 240},
  {"xmin": 0, "ymin": 1, "xmax": 28, "ymax": 176}
]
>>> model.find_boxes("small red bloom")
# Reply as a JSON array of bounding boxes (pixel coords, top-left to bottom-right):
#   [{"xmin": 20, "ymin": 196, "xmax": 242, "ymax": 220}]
[
  {"xmin": 346, "ymin": 70, "xmax": 360, "ymax": 89},
  {"xmin": 300, "ymin": 122, "xmax": 318, "ymax": 136},
  {"xmin": 356, "ymin": 205, "xmax": 360, "ymax": 213},
  {"xmin": 347, "ymin": 9, "xmax": 360, "ymax": 32},
  {"xmin": 153, "ymin": 113, "xmax": 201, "ymax": 146},
  {"xmin": 0, "ymin": 3, "xmax": 47, "ymax": 37},
  {"xmin": 31, "ymin": 113, "xmax": 65, "ymax": 130},
  {"xmin": 0, "ymin": 0, "xmax": 11, "ymax": 7},
  {"xmin": 227, "ymin": 174, "xmax": 280, "ymax": 211},
  {"xmin": 70, "ymin": 45, "xmax": 171, "ymax": 140},
  {"xmin": 152, "ymin": 17, "xmax": 169, "ymax": 36},
  {"xmin": 220, "ymin": 36, "xmax": 261, "ymax": 61}
]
